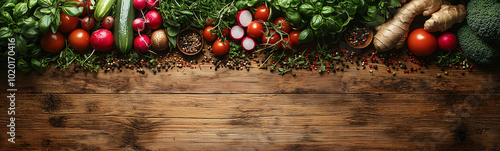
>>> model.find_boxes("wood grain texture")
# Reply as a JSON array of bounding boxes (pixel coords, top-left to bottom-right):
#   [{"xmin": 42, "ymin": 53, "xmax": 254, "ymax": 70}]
[
  {"xmin": 3, "ymin": 63, "xmax": 500, "ymax": 94},
  {"xmin": 1, "ymin": 52, "xmax": 500, "ymax": 150},
  {"xmin": 0, "ymin": 93, "xmax": 499, "ymax": 151}
]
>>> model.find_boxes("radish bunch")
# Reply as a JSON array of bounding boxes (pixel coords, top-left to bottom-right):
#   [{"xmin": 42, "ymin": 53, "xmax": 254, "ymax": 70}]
[{"xmin": 133, "ymin": 0, "xmax": 162, "ymax": 53}]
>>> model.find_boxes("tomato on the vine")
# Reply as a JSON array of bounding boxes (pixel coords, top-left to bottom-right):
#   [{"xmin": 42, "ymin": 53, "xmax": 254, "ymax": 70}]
[
  {"xmin": 81, "ymin": 16, "xmax": 95, "ymax": 31},
  {"xmin": 58, "ymin": 12, "xmax": 78, "ymax": 33},
  {"xmin": 281, "ymin": 37, "xmax": 293, "ymax": 50},
  {"xmin": 407, "ymin": 28, "xmax": 437, "ymax": 57},
  {"xmin": 289, "ymin": 30, "xmax": 301, "ymax": 45},
  {"xmin": 262, "ymin": 30, "xmax": 279, "ymax": 47},
  {"xmin": 41, "ymin": 31, "xmax": 65, "ymax": 54},
  {"xmin": 68, "ymin": 29, "xmax": 90, "ymax": 52},
  {"xmin": 274, "ymin": 17, "xmax": 291, "ymax": 33},
  {"xmin": 254, "ymin": 5, "xmax": 270, "ymax": 22},
  {"xmin": 212, "ymin": 39, "xmax": 230, "ymax": 56},
  {"xmin": 70, "ymin": 0, "xmax": 92, "ymax": 17},
  {"xmin": 203, "ymin": 26, "xmax": 217, "ymax": 42},
  {"xmin": 222, "ymin": 27, "xmax": 230, "ymax": 37},
  {"xmin": 247, "ymin": 21, "xmax": 264, "ymax": 38}
]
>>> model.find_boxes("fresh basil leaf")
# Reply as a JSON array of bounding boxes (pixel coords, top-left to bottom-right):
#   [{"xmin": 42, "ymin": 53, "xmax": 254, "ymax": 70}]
[
  {"xmin": 18, "ymin": 59, "xmax": 31, "ymax": 74},
  {"xmin": 0, "ymin": 27, "xmax": 13, "ymax": 38},
  {"xmin": 310, "ymin": 14, "xmax": 323, "ymax": 30},
  {"xmin": 23, "ymin": 28, "xmax": 38, "ymax": 39},
  {"xmin": 64, "ymin": 1, "xmax": 80, "ymax": 7},
  {"xmin": 298, "ymin": 3, "xmax": 315, "ymax": 17},
  {"xmin": 247, "ymin": 0, "xmax": 261, "ymax": 7},
  {"xmin": 39, "ymin": 0, "xmax": 52, "ymax": 7},
  {"xmin": 33, "ymin": 7, "xmax": 44, "ymax": 19},
  {"xmin": 285, "ymin": 8, "xmax": 302, "ymax": 26},
  {"xmin": 290, "ymin": 0, "xmax": 300, "ymax": 8},
  {"xmin": 62, "ymin": 6, "xmax": 82, "ymax": 17},
  {"xmin": 50, "ymin": 22, "xmax": 57, "ymax": 34},
  {"xmin": 23, "ymin": 17, "xmax": 36, "ymax": 26},
  {"xmin": 39, "ymin": 15, "xmax": 52, "ymax": 34},
  {"xmin": 166, "ymin": 26, "xmax": 180, "ymax": 37},
  {"xmin": 29, "ymin": 0, "xmax": 38, "ymax": 9},
  {"xmin": 277, "ymin": 0, "xmax": 291, "ymax": 8},
  {"xmin": 321, "ymin": 6, "xmax": 334, "ymax": 16},
  {"xmin": 168, "ymin": 35, "xmax": 177, "ymax": 48},
  {"xmin": 15, "ymin": 35, "xmax": 28, "ymax": 56},
  {"xmin": 1, "ymin": 9, "xmax": 13, "ymax": 23},
  {"xmin": 2, "ymin": 3, "xmax": 16, "ymax": 8},
  {"xmin": 40, "ymin": 8, "xmax": 51, "ymax": 14},
  {"xmin": 31, "ymin": 59, "xmax": 43, "ymax": 74}
]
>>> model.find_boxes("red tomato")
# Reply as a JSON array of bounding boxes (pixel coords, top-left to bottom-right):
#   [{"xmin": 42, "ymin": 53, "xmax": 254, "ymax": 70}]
[
  {"xmin": 68, "ymin": 29, "xmax": 90, "ymax": 51},
  {"xmin": 203, "ymin": 26, "xmax": 217, "ymax": 42},
  {"xmin": 70, "ymin": 0, "xmax": 92, "ymax": 17},
  {"xmin": 212, "ymin": 39, "xmax": 230, "ymax": 56},
  {"xmin": 281, "ymin": 37, "xmax": 293, "ymax": 50},
  {"xmin": 262, "ymin": 30, "xmax": 279, "ymax": 47},
  {"xmin": 41, "ymin": 31, "xmax": 65, "ymax": 54},
  {"xmin": 254, "ymin": 5, "xmax": 270, "ymax": 22},
  {"xmin": 407, "ymin": 28, "xmax": 437, "ymax": 57},
  {"xmin": 289, "ymin": 30, "xmax": 301, "ymax": 45},
  {"xmin": 274, "ymin": 17, "xmax": 291, "ymax": 33},
  {"xmin": 80, "ymin": 16, "xmax": 95, "ymax": 31},
  {"xmin": 58, "ymin": 12, "xmax": 78, "ymax": 33},
  {"xmin": 222, "ymin": 27, "xmax": 230, "ymax": 37},
  {"xmin": 247, "ymin": 21, "xmax": 264, "ymax": 38}
]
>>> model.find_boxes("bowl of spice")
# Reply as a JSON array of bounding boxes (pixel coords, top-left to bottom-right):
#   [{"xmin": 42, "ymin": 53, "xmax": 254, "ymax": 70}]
[
  {"xmin": 345, "ymin": 24, "xmax": 373, "ymax": 49},
  {"xmin": 177, "ymin": 28, "xmax": 204, "ymax": 55}
]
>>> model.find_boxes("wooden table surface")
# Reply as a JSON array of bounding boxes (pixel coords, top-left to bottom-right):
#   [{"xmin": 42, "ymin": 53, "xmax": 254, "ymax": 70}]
[{"xmin": 1, "ymin": 50, "xmax": 500, "ymax": 151}]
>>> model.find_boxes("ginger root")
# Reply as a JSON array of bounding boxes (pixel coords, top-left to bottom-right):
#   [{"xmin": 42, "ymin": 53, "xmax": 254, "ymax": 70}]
[
  {"xmin": 373, "ymin": 0, "xmax": 443, "ymax": 52},
  {"xmin": 424, "ymin": 4, "xmax": 466, "ymax": 32}
]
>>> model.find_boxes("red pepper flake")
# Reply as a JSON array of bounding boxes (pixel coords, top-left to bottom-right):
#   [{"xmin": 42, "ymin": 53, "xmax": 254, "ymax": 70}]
[{"xmin": 191, "ymin": 67, "xmax": 194, "ymax": 69}]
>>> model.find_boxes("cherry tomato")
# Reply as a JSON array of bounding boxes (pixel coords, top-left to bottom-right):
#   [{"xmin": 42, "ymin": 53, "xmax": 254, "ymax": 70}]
[
  {"xmin": 41, "ymin": 31, "xmax": 65, "ymax": 54},
  {"xmin": 262, "ymin": 30, "xmax": 279, "ymax": 47},
  {"xmin": 407, "ymin": 28, "xmax": 437, "ymax": 57},
  {"xmin": 102, "ymin": 16, "xmax": 114, "ymax": 29},
  {"xmin": 254, "ymin": 5, "xmax": 270, "ymax": 22},
  {"xmin": 58, "ymin": 12, "xmax": 78, "ymax": 33},
  {"xmin": 274, "ymin": 17, "xmax": 291, "ymax": 33},
  {"xmin": 222, "ymin": 27, "xmax": 230, "ymax": 37},
  {"xmin": 247, "ymin": 21, "xmax": 264, "ymax": 38},
  {"xmin": 289, "ymin": 30, "xmax": 301, "ymax": 45},
  {"xmin": 212, "ymin": 39, "xmax": 229, "ymax": 56},
  {"xmin": 281, "ymin": 37, "xmax": 293, "ymax": 50},
  {"xmin": 68, "ymin": 29, "xmax": 90, "ymax": 52},
  {"xmin": 203, "ymin": 26, "xmax": 217, "ymax": 42},
  {"xmin": 80, "ymin": 16, "xmax": 95, "ymax": 31},
  {"xmin": 70, "ymin": 0, "xmax": 92, "ymax": 17}
]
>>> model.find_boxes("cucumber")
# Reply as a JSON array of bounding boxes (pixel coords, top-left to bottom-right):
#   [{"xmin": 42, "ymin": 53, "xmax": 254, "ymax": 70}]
[
  {"xmin": 114, "ymin": 0, "xmax": 134, "ymax": 54},
  {"xmin": 94, "ymin": 0, "xmax": 116, "ymax": 21}
]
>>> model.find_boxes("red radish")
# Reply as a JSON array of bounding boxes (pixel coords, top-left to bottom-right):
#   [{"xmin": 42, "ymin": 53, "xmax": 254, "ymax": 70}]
[
  {"xmin": 230, "ymin": 25, "xmax": 244, "ymax": 40},
  {"xmin": 134, "ymin": 35, "xmax": 156, "ymax": 54},
  {"xmin": 91, "ymin": 29, "xmax": 114, "ymax": 51},
  {"xmin": 237, "ymin": 10, "xmax": 252, "ymax": 27},
  {"xmin": 102, "ymin": 16, "xmax": 114, "ymax": 29},
  {"xmin": 84, "ymin": 29, "xmax": 114, "ymax": 63},
  {"xmin": 438, "ymin": 32, "xmax": 458, "ymax": 51},
  {"xmin": 81, "ymin": 16, "xmax": 95, "ymax": 31},
  {"xmin": 146, "ymin": 0, "xmax": 159, "ymax": 10},
  {"xmin": 145, "ymin": 10, "xmax": 162, "ymax": 30},
  {"xmin": 241, "ymin": 37, "xmax": 255, "ymax": 51},
  {"xmin": 133, "ymin": 18, "xmax": 146, "ymax": 33},
  {"xmin": 134, "ymin": 35, "xmax": 151, "ymax": 52},
  {"xmin": 133, "ymin": 0, "xmax": 146, "ymax": 10}
]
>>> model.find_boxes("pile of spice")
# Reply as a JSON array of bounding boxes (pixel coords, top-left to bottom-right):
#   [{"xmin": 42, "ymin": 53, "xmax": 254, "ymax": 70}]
[
  {"xmin": 346, "ymin": 25, "xmax": 370, "ymax": 47},
  {"xmin": 179, "ymin": 30, "xmax": 202, "ymax": 53}
]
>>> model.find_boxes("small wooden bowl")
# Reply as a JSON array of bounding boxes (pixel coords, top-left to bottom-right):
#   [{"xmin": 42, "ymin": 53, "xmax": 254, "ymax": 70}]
[
  {"xmin": 345, "ymin": 25, "xmax": 373, "ymax": 49},
  {"xmin": 177, "ymin": 28, "xmax": 204, "ymax": 56}
]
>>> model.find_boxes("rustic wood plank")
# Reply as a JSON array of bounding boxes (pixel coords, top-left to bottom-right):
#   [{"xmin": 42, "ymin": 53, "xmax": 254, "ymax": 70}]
[
  {"xmin": 1, "ymin": 94, "xmax": 498, "ymax": 150},
  {"xmin": 4, "ymin": 63, "xmax": 500, "ymax": 94}
]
